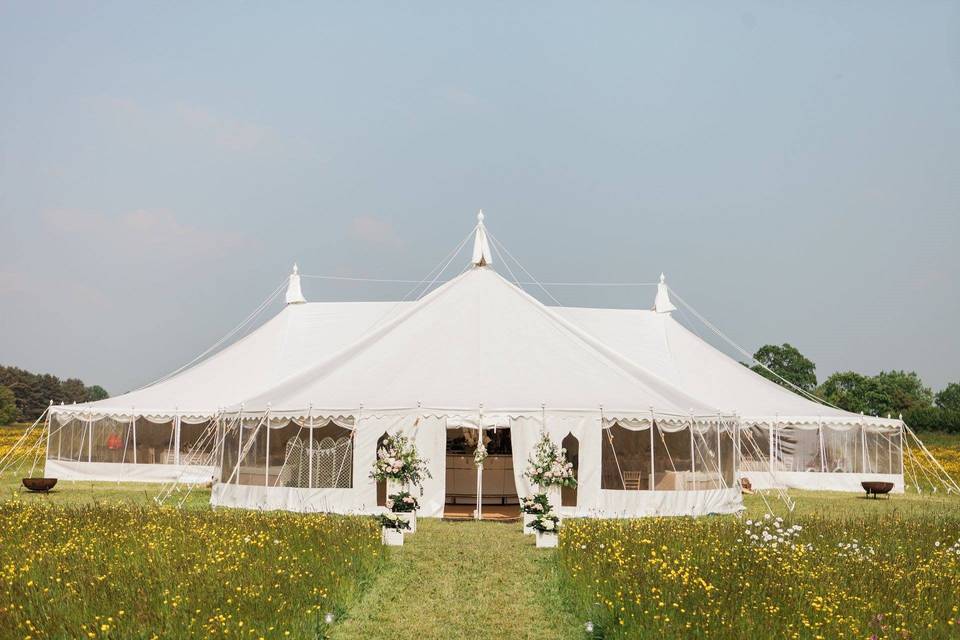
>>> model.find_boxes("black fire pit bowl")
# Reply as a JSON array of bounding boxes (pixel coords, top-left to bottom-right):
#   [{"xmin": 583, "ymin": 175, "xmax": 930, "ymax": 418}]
[
  {"xmin": 861, "ymin": 481, "xmax": 894, "ymax": 498},
  {"xmin": 22, "ymin": 477, "xmax": 57, "ymax": 492}
]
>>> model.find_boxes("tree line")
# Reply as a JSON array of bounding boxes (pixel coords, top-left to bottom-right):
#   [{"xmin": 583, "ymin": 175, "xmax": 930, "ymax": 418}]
[
  {"xmin": 749, "ymin": 343, "xmax": 960, "ymax": 433},
  {"xmin": 0, "ymin": 365, "xmax": 109, "ymax": 425}
]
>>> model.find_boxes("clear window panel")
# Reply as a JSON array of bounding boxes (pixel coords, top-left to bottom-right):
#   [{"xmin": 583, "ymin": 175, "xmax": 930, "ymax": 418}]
[
  {"xmin": 778, "ymin": 427, "xmax": 822, "ymax": 473},
  {"xmin": 308, "ymin": 422, "xmax": 354, "ymax": 489},
  {"xmin": 601, "ymin": 423, "xmax": 652, "ymax": 490},
  {"xmin": 236, "ymin": 421, "xmax": 267, "ymax": 486},
  {"xmin": 179, "ymin": 420, "xmax": 212, "ymax": 465},
  {"xmin": 220, "ymin": 422, "xmax": 240, "ymax": 483},
  {"xmin": 91, "ymin": 417, "xmax": 132, "ymax": 463},
  {"xmin": 720, "ymin": 427, "xmax": 736, "ymax": 487},
  {"xmin": 134, "ymin": 420, "xmax": 175, "ymax": 464},
  {"xmin": 692, "ymin": 425, "xmax": 723, "ymax": 489},
  {"xmin": 822, "ymin": 426, "xmax": 858, "ymax": 473},
  {"xmin": 652, "ymin": 425, "xmax": 693, "ymax": 491},
  {"xmin": 740, "ymin": 424, "xmax": 770, "ymax": 472}
]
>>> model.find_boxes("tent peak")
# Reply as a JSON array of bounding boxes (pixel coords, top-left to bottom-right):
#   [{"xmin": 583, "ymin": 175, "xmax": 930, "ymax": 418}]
[
  {"xmin": 471, "ymin": 210, "xmax": 493, "ymax": 267},
  {"xmin": 285, "ymin": 263, "xmax": 306, "ymax": 304},
  {"xmin": 654, "ymin": 272, "xmax": 677, "ymax": 314}
]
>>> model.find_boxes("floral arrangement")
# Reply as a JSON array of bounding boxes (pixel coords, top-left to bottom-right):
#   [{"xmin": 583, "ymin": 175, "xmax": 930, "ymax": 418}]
[
  {"xmin": 473, "ymin": 441, "xmax": 488, "ymax": 467},
  {"xmin": 386, "ymin": 491, "xmax": 418, "ymax": 513},
  {"xmin": 370, "ymin": 433, "xmax": 432, "ymax": 485},
  {"xmin": 524, "ymin": 433, "xmax": 577, "ymax": 488},
  {"xmin": 530, "ymin": 512, "xmax": 560, "ymax": 534},
  {"xmin": 378, "ymin": 513, "xmax": 411, "ymax": 531},
  {"xmin": 520, "ymin": 493, "xmax": 550, "ymax": 515}
]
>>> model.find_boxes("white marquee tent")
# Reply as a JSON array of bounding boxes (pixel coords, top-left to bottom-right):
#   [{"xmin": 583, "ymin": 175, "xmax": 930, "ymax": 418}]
[{"xmin": 42, "ymin": 214, "xmax": 906, "ymax": 515}]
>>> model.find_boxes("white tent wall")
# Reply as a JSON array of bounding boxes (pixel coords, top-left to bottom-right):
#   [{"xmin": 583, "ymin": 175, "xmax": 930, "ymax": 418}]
[
  {"xmin": 513, "ymin": 413, "xmax": 741, "ymax": 518},
  {"xmin": 45, "ymin": 411, "xmax": 218, "ymax": 484},
  {"xmin": 553, "ymin": 306, "xmax": 905, "ymax": 493},
  {"xmin": 740, "ymin": 422, "xmax": 904, "ymax": 493},
  {"xmin": 210, "ymin": 409, "xmax": 743, "ymax": 517},
  {"xmin": 46, "ymin": 459, "xmax": 218, "ymax": 484},
  {"xmin": 210, "ymin": 412, "xmax": 449, "ymax": 516}
]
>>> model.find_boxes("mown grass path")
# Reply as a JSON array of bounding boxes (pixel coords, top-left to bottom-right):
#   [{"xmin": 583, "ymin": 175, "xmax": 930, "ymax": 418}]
[{"xmin": 331, "ymin": 519, "xmax": 582, "ymax": 640}]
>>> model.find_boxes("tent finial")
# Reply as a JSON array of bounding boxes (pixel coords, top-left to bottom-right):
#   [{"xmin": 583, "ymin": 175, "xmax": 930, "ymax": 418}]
[
  {"xmin": 654, "ymin": 272, "xmax": 677, "ymax": 313},
  {"xmin": 285, "ymin": 263, "xmax": 306, "ymax": 304},
  {"xmin": 471, "ymin": 210, "xmax": 493, "ymax": 267}
]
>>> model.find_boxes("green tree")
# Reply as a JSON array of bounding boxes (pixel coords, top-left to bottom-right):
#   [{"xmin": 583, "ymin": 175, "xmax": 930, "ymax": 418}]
[
  {"xmin": 61, "ymin": 378, "xmax": 88, "ymax": 404},
  {"xmin": 86, "ymin": 385, "xmax": 109, "ymax": 402},
  {"xmin": 935, "ymin": 382, "xmax": 960, "ymax": 411},
  {"xmin": 870, "ymin": 370, "xmax": 932, "ymax": 415},
  {"xmin": 818, "ymin": 370, "xmax": 932, "ymax": 416},
  {"xmin": 818, "ymin": 371, "xmax": 873, "ymax": 413},
  {"xmin": 0, "ymin": 385, "xmax": 17, "ymax": 425},
  {"xmin": 750, "ymin": 343, "xmax": 817, "ymax": 393}
]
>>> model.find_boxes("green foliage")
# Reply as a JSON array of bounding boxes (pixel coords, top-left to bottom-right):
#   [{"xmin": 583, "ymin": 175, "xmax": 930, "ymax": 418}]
[
  {"xmin": 903, "ymin": 406, "xmax": 960, "ymax": 434},
  {"xmin": 86, "ymin": 384, "xmax": 109, "ymax": 401},
  {"xmin": 0, "ymin": 385, "xmax": 17, "ymax": 426},
  {"xmin": 0, "ymin": 365, "xmax": 109, "ymax": 422},
  {"xmin": 819, "ymin": 370, "xmax": 932, "ymax": 416},
  {"xmin": 817, "ymin": 371, "xmax": 871, "ymax": 412},
  {"xmin": 936, "ymin": 382, "xmax": 960, "ymax": 411},
  {"xmin": 749, "ymin": 343, "xmax": 817, "ymax": 393}
]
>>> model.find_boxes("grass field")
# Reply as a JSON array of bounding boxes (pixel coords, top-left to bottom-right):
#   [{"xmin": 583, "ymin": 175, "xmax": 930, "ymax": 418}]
[{"xmin": 0, "ymin": 423, "xmax": 958, "ymax": 639}]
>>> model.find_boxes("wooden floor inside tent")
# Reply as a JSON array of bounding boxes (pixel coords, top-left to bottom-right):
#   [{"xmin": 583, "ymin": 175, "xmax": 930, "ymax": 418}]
[{"xmin": 442, "ymin": 503, "xmax": 521, "ymax": 522}]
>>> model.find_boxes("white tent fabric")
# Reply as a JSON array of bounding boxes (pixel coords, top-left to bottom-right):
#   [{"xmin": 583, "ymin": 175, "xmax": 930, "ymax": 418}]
[
  {"xmin": 50, "ymin": 301, "xmax": 409, "ymax": 422},
  {"xmin": 552, "ymin": 305, "xmax": 903, "ymax": 493},
  {"xmin": 208, "ymin": 265, "xmax": 741, "ymax": 517},
  {"xmin": 233, "ymin": 267, "xmax": 716, "ymax": 419}
]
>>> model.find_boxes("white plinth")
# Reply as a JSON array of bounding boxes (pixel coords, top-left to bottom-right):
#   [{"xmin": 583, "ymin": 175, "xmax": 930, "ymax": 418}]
[
  {"xmin": 522, "ymin": 513, "xmax": 536, "ymax": 535},
  {"xmin": 382, "ymin": 528, "xmax": 404, "ymax": 546},
  {"xmin": 535, "ymin": 531, "xmax": 558, "ymax": 548}
]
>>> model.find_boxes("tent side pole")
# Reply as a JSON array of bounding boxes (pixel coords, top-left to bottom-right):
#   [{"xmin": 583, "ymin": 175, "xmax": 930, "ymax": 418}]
[
  {"xmin": 265, "ymin": 418, "xmax": 270, "ymax": 487},
  {"xmin": 648, "ymin": 409, "xmax": 655, "ymax": 491},
  {"xmin": 769, "ymin": 419, "xmax": 775, "ymax": 475},
  {"xmin": 308, "ymin": 408, "xmax": 314, "ymax": 489},
  {"xmin": 132, "ymin": 415, "xmax": 137, "ymax": 464},
  {"xmin": 860, "ymin": 416, "xmax": 867, "ymax": 473},
  {"xmin": 237, "ymin": 415, "xmax": 244, "ymax": 485},
  {"xmin": 174, "ymin": 415, "xmax": 181, "ymax": 466},
  {"xmin": 818, "ymin": 419, "xmax": 825, "ymax": 472},
  {"xmin": 717, "ymin": 414, "xmax": 727, "ymax": 487},
  {"xmin": 689, "ymin": 412, "xmax": 695, "ymax": 476}
]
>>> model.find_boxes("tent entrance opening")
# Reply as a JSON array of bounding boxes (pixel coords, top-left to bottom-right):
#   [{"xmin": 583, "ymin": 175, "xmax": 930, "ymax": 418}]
[{"xmin": 444, "ymin": 427, "xmax": 519, "ymax": 520}]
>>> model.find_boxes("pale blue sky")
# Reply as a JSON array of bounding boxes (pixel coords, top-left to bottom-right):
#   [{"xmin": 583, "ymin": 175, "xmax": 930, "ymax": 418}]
[{"xmin": 1, "ymin": 2, "xmax": 958, "ymax": 395}]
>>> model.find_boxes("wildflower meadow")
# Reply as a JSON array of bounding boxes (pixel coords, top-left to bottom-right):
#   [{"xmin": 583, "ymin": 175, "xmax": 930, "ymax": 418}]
[
  {"xmin": 0, "ymin": 420, "xmax": 957, "ymax": 639},
  {"xmin": 557, "ymin": 512, "xmax": 960, "ymax": 639},
  {"xmin": 0, "ymin": 500, "xmax": 382, "ymax": 639}
]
